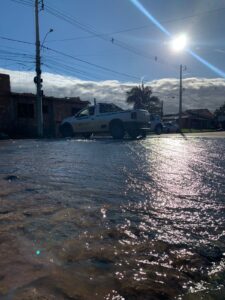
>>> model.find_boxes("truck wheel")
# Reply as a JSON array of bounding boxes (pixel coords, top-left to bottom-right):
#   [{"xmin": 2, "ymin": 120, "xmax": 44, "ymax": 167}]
[
  {"xmin": 127, "ymin": 129, "xmax": 140, "ymax": 139},
  {"xmin": 155, "ymin": 125, "xmax": 162, "ymax": 135},
  {"xmin": 82, "ymin": 133, "xmax": 92, "ymax": 139},
  {"xmin": 110, "ymin": 120, "xmax": 125, "ymax": 139},
  {"xmin": 60, "ymin": 123, "xmax": 74, "ymax": 138},
  {"xmin": 141, "ymin": 130, "xmax": 147, "ymax": 138}
]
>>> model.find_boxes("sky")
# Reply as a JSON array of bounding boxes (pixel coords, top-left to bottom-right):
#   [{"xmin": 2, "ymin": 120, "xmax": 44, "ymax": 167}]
[{"xmin": 0, "ymin": 0, "xmax": 225, "ymax": 113}]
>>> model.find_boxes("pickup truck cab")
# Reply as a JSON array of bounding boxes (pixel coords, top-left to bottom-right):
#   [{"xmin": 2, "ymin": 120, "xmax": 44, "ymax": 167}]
[{"xmin": 59, "ymin": 103, "xmax": 150, "ymax": 139}]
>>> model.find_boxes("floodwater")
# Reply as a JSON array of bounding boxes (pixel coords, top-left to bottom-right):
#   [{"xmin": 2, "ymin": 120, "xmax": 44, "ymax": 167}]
[{"xmin": 0, "ymin": 135, "xmax": 225, "ymax": 300}]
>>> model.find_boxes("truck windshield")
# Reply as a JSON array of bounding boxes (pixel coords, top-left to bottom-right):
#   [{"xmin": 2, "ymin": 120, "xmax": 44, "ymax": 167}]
[
  {"xmin": 76, "ymin": 106, "xmax": 95, "ymax": 117},
  {"xmin": 99, "ymin": 103, "xmax": 123, "ymax": 113}
]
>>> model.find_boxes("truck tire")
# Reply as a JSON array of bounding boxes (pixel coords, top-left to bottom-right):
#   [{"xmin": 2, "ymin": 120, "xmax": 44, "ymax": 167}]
[
  {"xmin": 127, "ymin": 129, "xmax": 140, "ymax": 139},
  {"xmin": 141, "ymin": 130, "xmax": 147, "ymax": 138},
  {"xmin": 155, "ymin": 125, "xmax": 162, "ymax": 135},
  {"xmin": 109, "ymin": 120, "xmax": 125, "ymax": 139},
  {"xmin": 60, "ymin": 123, "xmax": 74, "ymax": 138}
]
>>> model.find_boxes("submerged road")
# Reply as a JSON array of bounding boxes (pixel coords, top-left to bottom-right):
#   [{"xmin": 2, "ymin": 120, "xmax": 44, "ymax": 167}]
[{"xmin": 0, "ymin": 133, "xmax": 225, "ymax": 299}]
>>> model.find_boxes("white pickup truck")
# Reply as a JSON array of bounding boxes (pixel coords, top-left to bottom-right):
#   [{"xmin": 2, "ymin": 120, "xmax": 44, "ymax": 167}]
[{"xmin": 59, "ymin": 103, "xmax": 150, "ymax": 139}]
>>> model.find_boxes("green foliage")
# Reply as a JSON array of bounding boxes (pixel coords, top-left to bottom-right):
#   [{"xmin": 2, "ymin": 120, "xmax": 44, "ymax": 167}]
[{"xmin": 126, "ymin": 83, "xmax": 161, "ymax": 114}]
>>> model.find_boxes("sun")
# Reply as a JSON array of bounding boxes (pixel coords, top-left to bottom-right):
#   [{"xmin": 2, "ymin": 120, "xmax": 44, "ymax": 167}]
[{"xmin": 171, "ymin": 34, "xmax": 188, "ymax": 52}]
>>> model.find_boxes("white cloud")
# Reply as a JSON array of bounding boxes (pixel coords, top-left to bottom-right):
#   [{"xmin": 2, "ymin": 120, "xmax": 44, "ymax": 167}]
[{"xmin": 1, "ymin": 68, "xmax": 225, "ymax": 114}]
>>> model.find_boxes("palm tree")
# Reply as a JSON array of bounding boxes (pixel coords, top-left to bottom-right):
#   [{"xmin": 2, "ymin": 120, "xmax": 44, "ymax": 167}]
[{"xmin": 126, "ymin": 83, "xmax": 161, "ymax": 113}]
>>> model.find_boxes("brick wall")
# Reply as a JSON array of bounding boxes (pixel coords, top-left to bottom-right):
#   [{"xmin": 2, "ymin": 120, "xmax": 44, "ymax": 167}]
[{"xmin": 0, "ymin": 73, "xmax": 89, "ymax": 137}]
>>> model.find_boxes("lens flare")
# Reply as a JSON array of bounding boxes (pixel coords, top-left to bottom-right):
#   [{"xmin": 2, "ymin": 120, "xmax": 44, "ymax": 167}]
[
  {"xmin": 171, "ymin": 34, "xmax": 188, "ymax": 52},
  {"xmin": 187, "ymin": 49, "xmax": 225, "ymax": 78},
  {"xmin": 129, "ymin": 0, "xmax": 171, "ymax": 37},
  {"xmin": 129, "ymin": 0, "xmax": 225, "ymax": 78}
]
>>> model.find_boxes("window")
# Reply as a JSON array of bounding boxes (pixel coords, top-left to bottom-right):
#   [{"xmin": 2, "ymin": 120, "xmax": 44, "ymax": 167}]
[
  {"xmin": 99, "ymin": 103, "xmax": 123, "ymax": 114},
  {"xmin": 89, "ymin": 106, "xmax": 95, "ymax": 116},
  {"xmin": 76, "ymin": 106, "xmax": 95, "ymax": 117},
  {"xmin": 77, "ymin": 108, "xmax": 89, "ymax": 117},
  {"xmin": 17, "ymin": 103, "xmax": 34, "ymax": 119}
]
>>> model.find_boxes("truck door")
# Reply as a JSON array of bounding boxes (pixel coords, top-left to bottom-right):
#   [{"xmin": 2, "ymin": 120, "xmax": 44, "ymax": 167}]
[{"xmin": 75, "ymin": 106, "xmax": 95, "ymax": 132}]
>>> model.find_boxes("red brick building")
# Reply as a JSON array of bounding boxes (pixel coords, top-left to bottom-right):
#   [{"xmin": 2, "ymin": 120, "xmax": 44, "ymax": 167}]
[{"xmin": 0, "ymin": 73, "xmax": 89, "ymax": 137}]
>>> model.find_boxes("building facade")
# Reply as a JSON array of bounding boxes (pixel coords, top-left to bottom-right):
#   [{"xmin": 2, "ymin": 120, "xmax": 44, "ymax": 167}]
[
  {"xmin": 163, "ymin": 109, "xmax": 214, "ymax": 129},
  {"xmin": 0, "ymin": 73, "xmax": 89, "ymax": 137}
]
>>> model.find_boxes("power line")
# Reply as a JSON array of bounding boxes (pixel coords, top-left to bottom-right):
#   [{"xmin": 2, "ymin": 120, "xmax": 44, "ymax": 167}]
[
  {"xmin": 0, "ymin": 36, "xmax": 34, "ymax": 46},
  {"xmin": 0, "ymin": 57, "xmax": 34, "ymax": 64},
  {"xmin": 44, "ymin": 2, "xmax": 178, "ymax": 70},
  {"xmin": 42, "ymin": 56, "xmax": 103, "ymax": 80},
  {"xmin": 9, "ymin": 0, "xmax": 33, "ymax": 8},
  {"xmin": 43, "ymin": 63, "xmax": 101, "ymax": 81},
  {"xmin": 45, "ymin": 5, "xmax": 225, "ymax": 41},
  {"xmin": 0, "ymin": 35, "xmax": 201, "ymax": 81},
  {"xmin": 0, "ymin": 35, "xmax": 140, "ymax": 80},
  {"xmin": 7, "ymin": 0, "xmax": 179, "ymax": 72},
  {"xmin": 42, "ymin": 45, "xmax": 140, "ymax": 80}
]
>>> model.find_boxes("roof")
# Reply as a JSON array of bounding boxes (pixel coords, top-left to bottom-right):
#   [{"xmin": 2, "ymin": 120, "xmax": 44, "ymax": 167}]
[
  {"xmin": 163, "ymin": 115, "xmax": 189, "ymax": 121},
  {"xmin": 185, "ymin": 109, "xmax": 214, "ymax": 119},
  {"xmin": 10, "ymin": 92, "xmax": 89, "ymax": 104},
  {"xmin": 163, "ymin": 109, "xmax": 214, "ymax": 120}
]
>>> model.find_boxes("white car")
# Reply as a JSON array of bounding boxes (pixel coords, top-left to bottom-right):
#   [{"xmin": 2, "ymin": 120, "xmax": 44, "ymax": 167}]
[
  {"xmin": 59, "ymin": 103, "xmax": 150, "ymax": 139},
  {"xmin": 163, "ymin": 121, "xmax": 179, "ymax": 133},
  {"xmin": 149, "ymin": 114, "xmax": 163, "ymax": 135}
]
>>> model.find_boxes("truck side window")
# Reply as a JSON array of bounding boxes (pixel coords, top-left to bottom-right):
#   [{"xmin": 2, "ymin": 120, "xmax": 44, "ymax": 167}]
[
  {"xmin": 78, "ymin": 108, "xmax": 89, "ymax": 117},
  {"xmin": 89, "ymin": 106, "xmax": 95, "ymax": 116}
]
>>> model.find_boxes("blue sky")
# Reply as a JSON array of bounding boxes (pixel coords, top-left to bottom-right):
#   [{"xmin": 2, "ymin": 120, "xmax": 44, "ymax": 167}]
[{"xmin": 1, "ymin": 0, "xmax": 225, "ymax": 82}]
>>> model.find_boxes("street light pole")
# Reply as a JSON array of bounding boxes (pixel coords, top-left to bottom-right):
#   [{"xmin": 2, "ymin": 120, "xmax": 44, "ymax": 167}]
[
  {"xmin": 179, "ymin": 64, "xmax": 183, "ymax": 131},
  {"xmin": 35, "ymin": 0, "xmax": 43, "ymax": 137}
]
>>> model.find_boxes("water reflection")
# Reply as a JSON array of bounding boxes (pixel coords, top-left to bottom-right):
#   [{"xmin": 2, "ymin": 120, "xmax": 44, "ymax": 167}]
[{"xmin": 0, "ymin": 137, "xmax": 225, "ymax": 299}]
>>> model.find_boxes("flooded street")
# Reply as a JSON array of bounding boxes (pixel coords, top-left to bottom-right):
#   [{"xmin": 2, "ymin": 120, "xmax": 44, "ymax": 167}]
[{"xmin": 0, "ymin": 134, "xmax": 225, "ymax": 300}]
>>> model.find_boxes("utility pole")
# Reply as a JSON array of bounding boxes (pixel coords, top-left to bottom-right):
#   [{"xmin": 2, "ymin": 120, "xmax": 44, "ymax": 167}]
[
  {"xmin": 35, "ymin": 0, "xmax": 43, "ymax": 137},
  {"xmin": 161, "ymin": 100, "xmax": 164, "ymax": 118},
  {"xmin": 178, "ymin": 64, "xmax": 183, "ymax": 131}
]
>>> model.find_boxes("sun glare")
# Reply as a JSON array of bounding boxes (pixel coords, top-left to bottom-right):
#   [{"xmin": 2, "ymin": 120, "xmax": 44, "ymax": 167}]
[{"xmin": 171, "ymin": 34, "xmax": 188, "ymax": 52}]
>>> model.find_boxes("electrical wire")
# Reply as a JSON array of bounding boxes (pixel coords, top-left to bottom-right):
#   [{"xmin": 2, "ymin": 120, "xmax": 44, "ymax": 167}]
[
  {"xmin": 44, "ymin": 3, "xmax": 178, "ymax": 71},
  {"xmin": 9, "ymin": 0, "xmax": 33, "ymax": 8},
  {"xmin": 42, "ymin": 45, "xmax": 140, "ymax": 80},
  {"xmin": 42, "ymin": 56, "xmax": 103, "ymax": 80},
  {"xmin": 8, "ymin": 0, "xmax": 179, "ymax": 71},
  {"xmin": 0, "ymin": 35, "xmax": 141, "ymax": 80},
  {"xmin": 0, "ymin": 36, "xmax": 34, "ymax": 46}
]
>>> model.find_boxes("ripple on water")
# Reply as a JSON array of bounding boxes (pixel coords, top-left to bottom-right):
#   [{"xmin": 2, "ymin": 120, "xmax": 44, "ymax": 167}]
[{"xmin": 0, "ymin": 137, "xmax": 225, "ymax": 299}]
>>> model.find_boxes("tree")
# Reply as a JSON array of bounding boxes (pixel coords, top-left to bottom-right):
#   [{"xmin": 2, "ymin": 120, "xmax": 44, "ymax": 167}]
[
  {"xmin": 214, "ymin": 102, "xmax": 225, "ymax": 117},
  {"xmin": 126, "ymin": 83, "xmax": 161, "ymax": 114}
]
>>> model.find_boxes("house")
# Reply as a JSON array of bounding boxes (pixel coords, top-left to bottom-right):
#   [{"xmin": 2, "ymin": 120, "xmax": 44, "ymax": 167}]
[
  {"xmin": 185, "ymin": 109, "xmax": 214, "ymax": 129},
  {"xmin": 0, "ymin": 73, "xmax": 89, "ymax": 137},
  {"xmin": 163, "ymin": 109, "xmax": 214, "ymax": 129}
]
